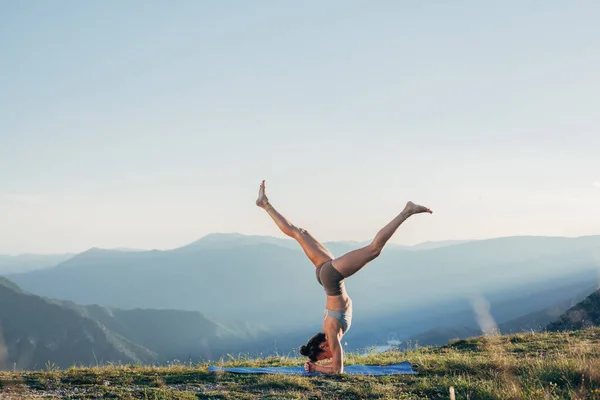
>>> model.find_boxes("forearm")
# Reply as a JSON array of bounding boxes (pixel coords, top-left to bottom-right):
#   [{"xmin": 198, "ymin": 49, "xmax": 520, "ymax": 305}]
[{"xmin": 312, "ymin": 361, "xmax": 343, "ymax": 375}]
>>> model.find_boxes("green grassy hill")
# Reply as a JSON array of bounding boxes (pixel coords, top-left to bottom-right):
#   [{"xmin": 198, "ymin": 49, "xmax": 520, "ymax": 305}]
[
  {"xmin": 547, "ymin": 289, "xmax": 600, "ymax": 332},
  {"xmin": 1, "ymin": 328, "xmax": 599, "ymax": 399}
]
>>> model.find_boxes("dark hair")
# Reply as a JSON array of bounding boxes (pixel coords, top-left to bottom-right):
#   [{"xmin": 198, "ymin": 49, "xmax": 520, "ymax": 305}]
[{"xmin": 299, "ymin": 332, "xmax": 326, "ymax": 362}]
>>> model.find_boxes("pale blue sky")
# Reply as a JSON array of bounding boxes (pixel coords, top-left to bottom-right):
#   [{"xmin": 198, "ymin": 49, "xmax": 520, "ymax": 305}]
[{"xmin": 1, "ymin": 1, "xmax": 599, "ymax": 254}]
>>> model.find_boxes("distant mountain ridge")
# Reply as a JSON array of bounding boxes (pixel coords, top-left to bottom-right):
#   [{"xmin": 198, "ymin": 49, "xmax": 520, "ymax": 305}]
[
  {"xmin": 402, "ymin": 280, "xmax": 598, "ymax": 346},
  {"xmin": 0, "ymin": 277, "xmax": 154, "ymax": 370},
  {"xmin": 0, "ymin": 254, "xmax": 74, "ymax": 274},
  {"xmin": 0, "ymin": 278, "xmax": 267, "ymax": 370},
  {"xmin": 17, "ymin": 232, "xmax": 471, "ymax": 255},
  {"xmin": 4, "ymin": 233, "xmax": 600, "ymax": 355}
]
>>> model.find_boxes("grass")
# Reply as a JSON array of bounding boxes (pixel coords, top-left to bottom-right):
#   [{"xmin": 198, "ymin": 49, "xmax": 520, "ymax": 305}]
[{"xmin": 1, "ymin": 328, "xmax": 600, "ymax": 399}]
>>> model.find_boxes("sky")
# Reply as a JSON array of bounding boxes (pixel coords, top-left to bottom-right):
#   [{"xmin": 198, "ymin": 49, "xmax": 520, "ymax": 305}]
[{"xmin": 1, "ymin": 1, "xmax": 599, "ymax": 254}]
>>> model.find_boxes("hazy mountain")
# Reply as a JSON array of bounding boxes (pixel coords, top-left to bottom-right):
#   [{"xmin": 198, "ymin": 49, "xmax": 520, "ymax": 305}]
[
  {"xmin": 0, "ymin": 277, "xmax": 156, "ymax": 370},
  {"xmin": 404, "ymin": 240, "xmax": 472, "ymax": 251},
  {"xmin": 546, "ymin": 287, "xmax": 600, "ymax": 332},
  {"xmin": 64, "ymin": 305, "xmax": 268, "ymax": 363},
  {"xmin": 179, "ymin": 233, "xmax": 465, "ymax": 254},
  {"xmin": 0, "ymin": 278, "xmax": 270, "ymax": 370},
  {"xmin": 498, "ymin": 283, "xmax": 597, "ymax": 334},
  {"xmin": 399, "ymin": 280, "xmax": 598, "ymax": 347},
  {"xmin": 5, "ymin": 234, "xmax": 600, "ymax": 341},
  {"xmin": 178, "ymin": 232, "xmax": 301, "ymax": 251},
  {"xmin": 0, "ymin": 254, "xmax": 74, "ymax": 274}
]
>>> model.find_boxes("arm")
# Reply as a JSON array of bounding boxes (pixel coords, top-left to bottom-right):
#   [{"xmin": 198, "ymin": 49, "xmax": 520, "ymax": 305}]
[
  {"xmin": 308, "ymin": 360, "xmax": 342, "ymax": 375},
  {"xmin": 306, "ymin": 332, "xmax": 344, "ymax": 375}
]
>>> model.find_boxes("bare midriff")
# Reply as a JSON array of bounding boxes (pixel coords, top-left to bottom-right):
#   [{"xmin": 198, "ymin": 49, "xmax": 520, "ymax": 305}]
[{"xmin": 326, "ymin": 293, "xmax": 352, "ymax": 311}]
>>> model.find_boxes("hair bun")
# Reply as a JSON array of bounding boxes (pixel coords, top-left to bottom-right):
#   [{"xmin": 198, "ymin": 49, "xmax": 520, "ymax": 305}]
[{"xmin": 299, "ymin": 345, "xmax": 309, "ymax": 356}]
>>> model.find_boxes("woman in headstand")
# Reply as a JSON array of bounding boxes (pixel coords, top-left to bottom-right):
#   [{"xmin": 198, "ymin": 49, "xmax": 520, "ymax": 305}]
[{"xmin": 256, "ymin": 180, "xmax": 432, "ymax": 375}]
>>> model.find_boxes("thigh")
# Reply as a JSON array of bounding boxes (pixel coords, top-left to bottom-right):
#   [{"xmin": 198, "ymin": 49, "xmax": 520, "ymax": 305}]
[
  {"xmin": 293, "ymin": 228, "xmax": 334, "ymax": 268},
  {"xmin": 331, "ymin": 245, "xmax": 378, "ymax": 278}
]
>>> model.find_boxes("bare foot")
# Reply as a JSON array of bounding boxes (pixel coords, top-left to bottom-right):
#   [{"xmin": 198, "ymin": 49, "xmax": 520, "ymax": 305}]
[
  {"xmin": 403, "ymin": 201, "xmax": 433, "ymax": 216},
  {"xmin": 256, "ymin": 180, "xmax": 270, "ymax": 208}
]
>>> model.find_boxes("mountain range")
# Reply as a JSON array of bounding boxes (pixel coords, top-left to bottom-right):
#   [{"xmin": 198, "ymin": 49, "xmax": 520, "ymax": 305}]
[
  {"xmin": 0, "ymin": 277, "xmax": 267, "ymax": 370},
  {"xmin": 0, "ymin": 254, "xmax": 74, "ymax": 274},
  {"xmin": 6, "ymin": 234, "xmax": 599, "ymax": 329},
  {"xmin": 2, "ymin": 233, "xmax": 600, "ymax": 368}
]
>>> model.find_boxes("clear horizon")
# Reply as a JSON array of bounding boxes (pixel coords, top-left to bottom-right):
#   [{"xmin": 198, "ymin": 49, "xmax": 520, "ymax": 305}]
[{"xmin": 2, "ymin": 1, "xmax": 599, "ymax": 254}]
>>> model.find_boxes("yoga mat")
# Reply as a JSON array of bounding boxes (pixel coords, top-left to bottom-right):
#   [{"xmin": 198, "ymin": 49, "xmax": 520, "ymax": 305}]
[{"xmin": 208, "ymin": 361, "xmax": 416, "ymax": 376}]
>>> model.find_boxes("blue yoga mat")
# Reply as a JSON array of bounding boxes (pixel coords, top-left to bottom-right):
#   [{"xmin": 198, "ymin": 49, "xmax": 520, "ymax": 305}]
[{"xmin": 208, "ymin": 361, "xmax": 416, "ymax": 376}]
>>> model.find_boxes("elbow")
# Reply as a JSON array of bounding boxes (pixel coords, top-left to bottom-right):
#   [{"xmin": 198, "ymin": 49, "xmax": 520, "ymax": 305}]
[{"xmin": 333, "ymin": 362, "xmax": 344, "ymax": 375}]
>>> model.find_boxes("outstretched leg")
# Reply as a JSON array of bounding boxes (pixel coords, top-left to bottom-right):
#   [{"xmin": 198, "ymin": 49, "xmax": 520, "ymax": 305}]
[
  {"xmin": 256, "ymin": 180, "xmax": 334, "ymax": 267},
  {"xmin": 331, "ymin": 202, "xmax": 432, "ymax": 278}
]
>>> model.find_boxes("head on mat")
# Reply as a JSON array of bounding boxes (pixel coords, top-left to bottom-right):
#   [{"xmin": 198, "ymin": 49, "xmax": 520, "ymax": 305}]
[
  {"xmin": 256, "ymin": 180, "xmax": 432, "ymax": 374},
  {"xmin": 299, "ymin": 332, "xmax": 331, "ymax": 362}
]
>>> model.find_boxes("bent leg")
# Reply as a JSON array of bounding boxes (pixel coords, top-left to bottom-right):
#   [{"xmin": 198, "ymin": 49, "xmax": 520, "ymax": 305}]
[
  {"xmin": 332, "ymin": 201, "xmax": 432, "ymax": 278},
  {"xmin": 257, "ymin": 180, "xmax": 334, "ymax": 267}
]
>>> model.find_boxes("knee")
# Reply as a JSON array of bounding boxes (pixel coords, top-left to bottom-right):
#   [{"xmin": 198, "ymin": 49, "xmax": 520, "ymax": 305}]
[
  {"xmin": 292, "ymin": 227, "xmax": 307, "ymax": 239},
  {"xmin": 367, "ymin": 242, "xmax": 383, "ymax": 259}
]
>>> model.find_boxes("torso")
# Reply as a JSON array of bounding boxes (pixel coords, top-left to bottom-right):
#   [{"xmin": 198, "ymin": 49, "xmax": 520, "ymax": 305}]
[
  {"xmin": 323, "ymin": 294, "xmax": 352, "ymax": 338},
  {"xmin": 325, "ymin": 293, "xmax": 352, "ymax": 312},
  {"xmin": 316, "ymin": 260, "xmax": 353, "ymax": 333}
]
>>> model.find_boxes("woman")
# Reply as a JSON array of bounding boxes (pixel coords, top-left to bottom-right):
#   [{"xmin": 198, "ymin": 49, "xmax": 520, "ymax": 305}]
[{"xmin": 255, "ymin": 180, "xmax": 432, "ymax": 375}]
